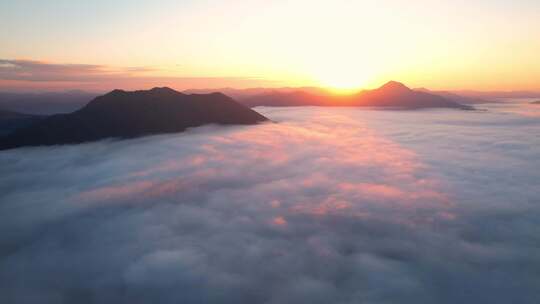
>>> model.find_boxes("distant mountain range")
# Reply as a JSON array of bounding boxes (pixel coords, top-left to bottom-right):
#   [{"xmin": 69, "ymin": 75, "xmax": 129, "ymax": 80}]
[
  {"xmin": 0, "ymin": 82, "xmax": 484, "ymax": 150},
  {"xmin": 238, "ymin": 81, "xmax": 475, "ymax": 110},
  {"xmin": 452, "ymin": 90, "xmax": 540, "ymax": 99},
  {"xmin": 0, "ymin": 87, "xmax": 268, "ymax": 150},
  {"xmin": 0, "ymin": 90, "xmax": 96, "ymax": 115},
  {"xmin": 1, "ymin": 83, "xmax": 537, "ymax": 117},
  {"xmin": 185, "ymin": 82, "xmax": 494, "ymax": 107},
  {"xmin": 183, "ymin": 87, "xmax": 328, "ymax": 101},
  {"xmin": 0, "ymin": 82, "xmax": 520, "ymax": 115},
  {"xmin": 414, "ymin": 88, "xmax": 493, "ymax": 104}
]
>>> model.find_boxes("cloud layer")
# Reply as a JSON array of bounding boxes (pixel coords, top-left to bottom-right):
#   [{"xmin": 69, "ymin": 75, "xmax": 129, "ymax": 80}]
[{"xmin": 1, "ymin": 104, "xmax": 539, "ymax": 303}]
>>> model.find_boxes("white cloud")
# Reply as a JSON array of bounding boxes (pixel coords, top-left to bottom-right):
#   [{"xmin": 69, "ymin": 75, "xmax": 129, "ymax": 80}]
[{"xmin": 0, "ymin": 105, "xmax": 539, "ymax": 303}]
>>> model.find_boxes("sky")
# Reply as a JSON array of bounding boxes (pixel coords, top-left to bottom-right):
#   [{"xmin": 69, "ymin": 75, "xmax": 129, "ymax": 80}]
[{"xmin": 1, "ymin": 0, "xmax": 540, "ymax": 92}]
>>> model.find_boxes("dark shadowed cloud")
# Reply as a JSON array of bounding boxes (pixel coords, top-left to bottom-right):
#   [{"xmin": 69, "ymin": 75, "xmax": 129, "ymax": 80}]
[{"xmin": 0, "ymin": 104, "xmax": 539, "ymax": 303}]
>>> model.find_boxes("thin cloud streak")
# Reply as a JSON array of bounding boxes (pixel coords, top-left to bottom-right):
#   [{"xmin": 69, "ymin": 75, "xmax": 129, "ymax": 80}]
[{"xmin": 0, "ymin": 59, "xmax": 279, "ymax": 91}]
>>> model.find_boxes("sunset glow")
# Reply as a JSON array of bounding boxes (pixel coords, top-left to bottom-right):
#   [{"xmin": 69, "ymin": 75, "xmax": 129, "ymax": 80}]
[
  {"xmin": 1, "ymin": 2, "xmax": 540, "ymax": 302},
  {"xmin": 1, "ymin": 0, "xmax": 539, "ymax": 92},
  {"xmin": 315, "ymin": 66, "xmax": 370, "ymax": 94}
]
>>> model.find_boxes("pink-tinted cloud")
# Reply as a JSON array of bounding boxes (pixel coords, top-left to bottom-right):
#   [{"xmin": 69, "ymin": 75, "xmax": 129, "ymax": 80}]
[
  {"xmin": 2, "ymin": 106, "xmax": 538, "ymax": 303},
  {"xmin": 0, "ymin": 59, "xmax": 279, "ymax": 92}
]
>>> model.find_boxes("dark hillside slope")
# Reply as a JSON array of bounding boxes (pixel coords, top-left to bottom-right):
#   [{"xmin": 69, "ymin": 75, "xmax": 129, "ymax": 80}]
[{"xmin": 0, "ymin": 87, "xmax": 268, "ymax": 150}]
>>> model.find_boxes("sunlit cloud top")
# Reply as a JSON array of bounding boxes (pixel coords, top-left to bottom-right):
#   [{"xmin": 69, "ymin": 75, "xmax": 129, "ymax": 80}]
[{"xmin": 1, "ymin": 0, "xmax": 539, "ymax": 91}]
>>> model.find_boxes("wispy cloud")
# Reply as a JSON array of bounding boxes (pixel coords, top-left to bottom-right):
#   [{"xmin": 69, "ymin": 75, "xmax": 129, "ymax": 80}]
[
  {"xmin": 0, "ymin": 59, "xmax": 154, "ymax": 82},
  {"xmin": 0, "ymin": 59, "xmax": 278, "ymax": 91}
]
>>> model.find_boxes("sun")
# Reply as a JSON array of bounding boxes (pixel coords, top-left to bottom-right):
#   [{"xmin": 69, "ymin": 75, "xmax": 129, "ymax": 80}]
[
  {"xmin": 312, "ymin": 66, "xmax": 370, "ymax": 94},
  {"xmin": 320, "ymin": 75, "xmax": 365, "ymax": 94}
]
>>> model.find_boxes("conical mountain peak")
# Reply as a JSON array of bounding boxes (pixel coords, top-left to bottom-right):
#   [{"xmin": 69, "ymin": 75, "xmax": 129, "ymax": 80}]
[{"xmin": 378, "ymin": 81, "xmax": 411, "ymax": 92}]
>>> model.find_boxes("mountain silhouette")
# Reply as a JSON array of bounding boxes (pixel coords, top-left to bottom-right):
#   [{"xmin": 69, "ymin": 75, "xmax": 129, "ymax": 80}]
[
  {"xmin": 241, "ymin": 90, "xmax": 325, "ymax": 107},
  {"xmin": 352, "ymin": 81, "xmax": 472, "ymax": 108},
  {"xmin": 415, "ymin": 88, "xmax": 493, "ymax": 104},
  {"xmin": 0, "ymin": 87, "xmax": 268, "ymax": 150},
  {"xmin": 240, "ymin": 81, "xmax": 474, "ymax": 110},
  {"xmin": 0, "ymin": 109, "xmax": 45, "ymax": 137},
  {"xmin": 0, "ymin": 90, "xmax": 96, "ymax": 114},
  {"xmin": 377, "ymin": 80, "xmax": 411, "ymax": 93}
]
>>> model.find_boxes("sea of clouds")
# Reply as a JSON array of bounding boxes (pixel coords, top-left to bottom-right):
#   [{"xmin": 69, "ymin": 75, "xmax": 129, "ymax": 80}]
[{"xmin": 1, "ymin": 101, "xmax": 539, "ymax": 303}]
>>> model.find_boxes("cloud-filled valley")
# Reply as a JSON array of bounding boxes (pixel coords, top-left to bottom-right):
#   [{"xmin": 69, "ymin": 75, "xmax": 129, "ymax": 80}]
[{"xmin": 1, "ymin": 103, "xmax": 539, "ymax": 304}]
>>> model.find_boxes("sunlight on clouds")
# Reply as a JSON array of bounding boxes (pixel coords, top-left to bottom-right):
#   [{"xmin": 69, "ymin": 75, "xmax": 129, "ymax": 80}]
[
  {"xmin": 71, "ymin": 109, "xmax": 449, "ymax": 223},
  {"xmin": 1, "ymin": 104, "xmax": 539, "ymax": 303}
]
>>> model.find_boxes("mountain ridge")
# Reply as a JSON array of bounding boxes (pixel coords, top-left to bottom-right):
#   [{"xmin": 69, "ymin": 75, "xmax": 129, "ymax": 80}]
[
  {"xmin": 240, "ymin": 81, "xmax": 474, "ymax": 110},
  {"xmin": 0, "ymin": 109, "xmax": 45, "ymax": 137},
  {"xmin": 0, "ymin": 87, "xmax": 268, "ymax": 150}
]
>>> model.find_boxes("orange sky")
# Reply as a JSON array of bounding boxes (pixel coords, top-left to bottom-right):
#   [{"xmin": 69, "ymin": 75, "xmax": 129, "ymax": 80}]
[{"xmin": 1, "ymin": 0, "xmax": 539, "ymax": 92}]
